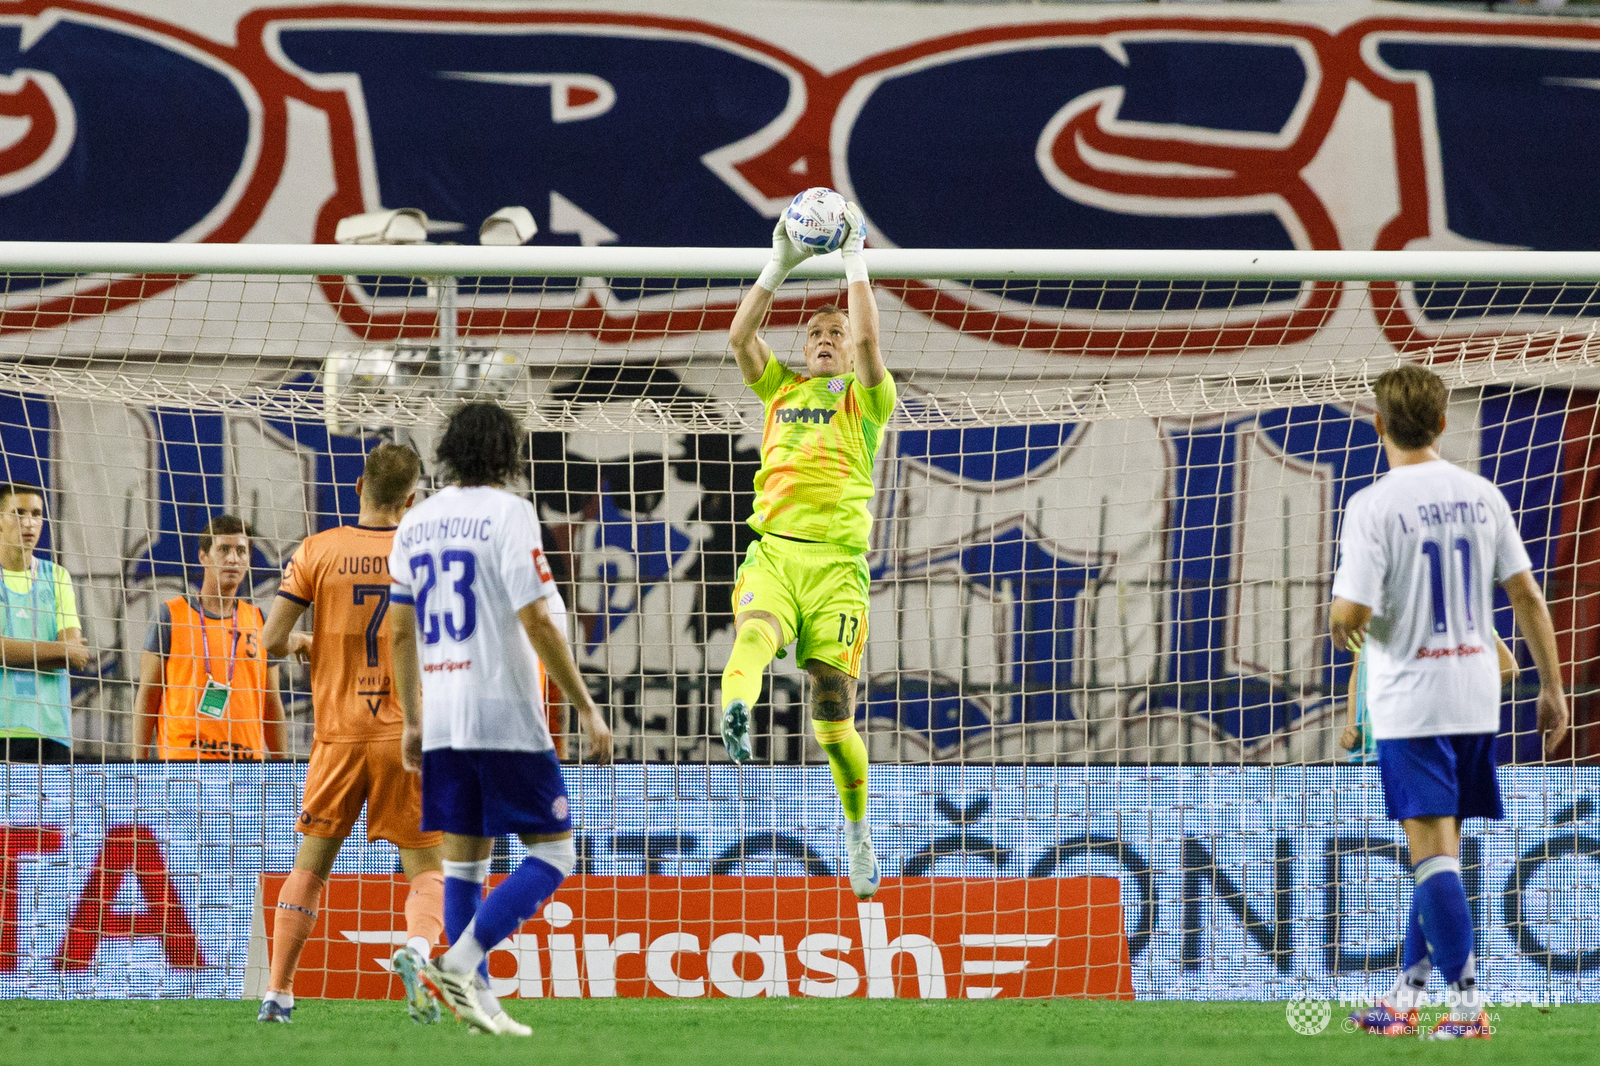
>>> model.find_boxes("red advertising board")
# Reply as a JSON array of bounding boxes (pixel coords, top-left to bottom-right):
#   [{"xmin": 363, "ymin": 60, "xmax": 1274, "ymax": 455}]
[{"xmin": 258, "ymin": 876, "xmax": 1132, "ymax": 1000}]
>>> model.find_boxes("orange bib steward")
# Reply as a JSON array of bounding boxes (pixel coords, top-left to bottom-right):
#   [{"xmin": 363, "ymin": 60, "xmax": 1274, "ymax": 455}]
[{"xmin": 149, "ymin": 597, "xmax": 269, "ymax": 760}]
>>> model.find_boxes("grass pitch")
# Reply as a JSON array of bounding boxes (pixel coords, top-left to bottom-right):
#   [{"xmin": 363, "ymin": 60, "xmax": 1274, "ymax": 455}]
[{"xmin": 6, "ymin": 999, "xmax": 1595, "ymax": 1066}]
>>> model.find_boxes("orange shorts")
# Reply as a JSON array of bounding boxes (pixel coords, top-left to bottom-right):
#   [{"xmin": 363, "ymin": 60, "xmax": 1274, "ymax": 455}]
[{"xmin": 297, "ymin": 737, "xmax": 442, "ymax": 850}]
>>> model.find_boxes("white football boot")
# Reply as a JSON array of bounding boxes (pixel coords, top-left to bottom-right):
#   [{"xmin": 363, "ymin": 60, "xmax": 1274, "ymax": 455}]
[
  {"xmin": 475, "ymin": 975, "xmax": 531, "ymax": 1037},
  {"xmin": 845, "ymin": 822, "xmax": 881, "ymax": 900},
  {"xmin": 419, "ymin": 960, "xmax": 497, "ymax": 1033}
]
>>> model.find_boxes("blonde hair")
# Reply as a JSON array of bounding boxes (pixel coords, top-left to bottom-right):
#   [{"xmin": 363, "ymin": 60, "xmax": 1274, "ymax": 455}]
[
  {"xmin": 362, "ymin": 443, "xmax": 421, "ymax": 507},
  {"xmin": 1373, "ymin": 365, "xmax": 1447, "ymax": 449}
]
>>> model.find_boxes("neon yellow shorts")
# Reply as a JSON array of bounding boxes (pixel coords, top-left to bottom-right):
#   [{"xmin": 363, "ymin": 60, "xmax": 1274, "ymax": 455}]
[{"xmin": 732, "ymin": 536, "xmax": 870, "ymax": 677}]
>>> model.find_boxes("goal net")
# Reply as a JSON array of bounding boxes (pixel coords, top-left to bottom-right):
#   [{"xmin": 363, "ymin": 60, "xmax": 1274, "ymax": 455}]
[{"xmin": 0, "ymin": 243, "xmax": 1593, "ymax": 1005}]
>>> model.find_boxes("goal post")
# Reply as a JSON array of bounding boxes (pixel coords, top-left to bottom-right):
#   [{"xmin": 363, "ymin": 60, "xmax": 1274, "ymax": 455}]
[
  {"xmin": 6, "ymin": 243, "xmax": 1600, "ymax": 431},
  {"xmin": 0, "ymin": 243, "xmax": 1595, "ymax": 1003}
]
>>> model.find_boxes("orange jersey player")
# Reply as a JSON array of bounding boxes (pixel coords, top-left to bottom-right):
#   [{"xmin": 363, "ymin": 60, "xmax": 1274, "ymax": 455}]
[{"xmin": 254, "ymin": 444, "xmax": 445, "ymax": 1025}]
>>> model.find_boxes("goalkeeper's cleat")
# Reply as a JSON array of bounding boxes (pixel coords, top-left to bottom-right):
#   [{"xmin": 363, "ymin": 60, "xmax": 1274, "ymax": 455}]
[
  {"xmin": 1428, "ymin": 1012, "xmax": 1493, "ymax": 1041},
  {"xmin": 1349, "ymin": 1001, "xmax": 1419, "ymax": 1036},
  {"xmin": 721, "ymin": 700, "xmax": 753, "ymax": 764},
  {"xmin": 846, "ymin": 831, "xmax": 881, "ymax": 900},
  {"xmin": 256, "ymin": 999, "xmax": 292, "ymax": 1024},
  {"xmin": 419, "ymin": 960, "xmax": 497, "ymax": 1033},
  {"xmin": 391, "ymin": 946, "xmax": 440, "ymax": 1024}
]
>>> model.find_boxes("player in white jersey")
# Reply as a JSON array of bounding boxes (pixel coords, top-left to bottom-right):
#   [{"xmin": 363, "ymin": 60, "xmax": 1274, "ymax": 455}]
[
  {"xmin": 1330, "ymin": 366, "xmax": 1567, "ymax": 1040},
  {"xmin": 387, "ymin": 402, "xmax": 612, "ymax": 1036}
]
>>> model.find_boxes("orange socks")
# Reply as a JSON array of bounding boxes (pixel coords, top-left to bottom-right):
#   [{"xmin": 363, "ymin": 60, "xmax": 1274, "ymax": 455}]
[
  {"xmin": 404, "ymin": 870, "xmax": 445, "ymax": 955},
  {"xmin": 268, "ymin": 869, "xmax": 326, "ymax": 994}
]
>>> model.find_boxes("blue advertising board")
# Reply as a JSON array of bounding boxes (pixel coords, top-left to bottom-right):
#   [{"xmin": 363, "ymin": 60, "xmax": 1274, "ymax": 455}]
[{"xmin": 1, "ymin": 764, "xmax": 1596, "ymax": 1001}]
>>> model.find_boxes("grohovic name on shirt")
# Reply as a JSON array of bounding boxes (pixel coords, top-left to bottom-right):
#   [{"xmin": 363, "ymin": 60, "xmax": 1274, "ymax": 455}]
[
  {"xmin": 397, "ymin": 516, "xmax": 493, "ymax": 549},
  {"xmin": 1400, "ymin": 499, "xmax": 1491, "ymax": 532}
]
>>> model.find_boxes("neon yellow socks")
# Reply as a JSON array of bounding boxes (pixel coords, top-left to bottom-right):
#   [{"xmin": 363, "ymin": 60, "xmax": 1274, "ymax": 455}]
[
  {"xmin": 721, "ymin": 618, "xmax": 780, "ymax": 709},
  {"xmin": 812, "ymin": 718, "xmax": 870, "ymax": 822}
]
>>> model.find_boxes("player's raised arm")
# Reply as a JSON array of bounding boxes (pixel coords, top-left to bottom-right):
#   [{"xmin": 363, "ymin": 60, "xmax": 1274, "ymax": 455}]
[
  {"xmin": 1501, "ymin": 569, "xmax": 1569, "ymax": 753},
  {"xmin": 730, "ymin": 220, "xmax": 813, "ymax": 385},
  {"xmin": 840, "ymin": 202, "xmax": 885, "ymax": 388}
]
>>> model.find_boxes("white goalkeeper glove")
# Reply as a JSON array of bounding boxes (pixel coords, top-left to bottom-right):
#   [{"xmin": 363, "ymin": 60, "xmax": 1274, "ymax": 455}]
[
  {"xmin": 757, "ymin": 217, "xmax": 813, "ymax": 292},
  {"xmin": 840, "ymin": 201, "xmax": 869, "ymax": 286}
]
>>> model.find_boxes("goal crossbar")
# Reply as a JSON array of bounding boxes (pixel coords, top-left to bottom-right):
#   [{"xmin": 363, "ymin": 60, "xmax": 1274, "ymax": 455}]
[{"xmin": 6, "ymin": 242, "xmax": 1600, "ymax": 281}]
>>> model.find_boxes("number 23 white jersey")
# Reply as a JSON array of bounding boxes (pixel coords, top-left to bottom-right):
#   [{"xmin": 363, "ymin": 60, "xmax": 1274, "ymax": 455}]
[
  {"xmin": 1332, "ymin": 459, "xmax": 1532, "ymax": 739},
  {"xmin": 389, "ymin": 485, "xmax": 560, "ymax": 753}
]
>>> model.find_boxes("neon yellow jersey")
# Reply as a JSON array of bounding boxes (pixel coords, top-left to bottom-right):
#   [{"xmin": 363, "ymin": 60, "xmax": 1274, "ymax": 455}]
[{"xmin": 747, "ymin": 357, "xmax": 896, "ymax": 552}]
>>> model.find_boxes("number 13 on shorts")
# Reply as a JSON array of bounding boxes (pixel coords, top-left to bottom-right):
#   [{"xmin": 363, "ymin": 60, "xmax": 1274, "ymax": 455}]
[{"xmin": 829, "ymin": 610, "xmax": 867, "ymax": 675}]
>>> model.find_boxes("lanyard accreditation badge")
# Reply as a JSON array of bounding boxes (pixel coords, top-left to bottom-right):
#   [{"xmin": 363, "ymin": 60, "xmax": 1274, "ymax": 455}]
[{"xmin": 195, "ymin": 607, "xmax": 239, "ymax": 719}]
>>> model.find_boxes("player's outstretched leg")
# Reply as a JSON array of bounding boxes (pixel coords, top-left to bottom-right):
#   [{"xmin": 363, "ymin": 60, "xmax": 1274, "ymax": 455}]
[
  {"xmin": 429, "ymin": 840, "xmax": 575, "ymax": 1034},
  {"xmin": 810, "ymin": 667, "xmax": 877, "ymax": 900},
  {"xmin": 720, "ymin": 618, "xmax": 781, "ymax": 762},
  {"xmin": 258, "ymin": 868, "xmax": 326, "ymax": 1023},
  {"xmin": 1411, "ymin": 855, "xmax": 1490, "ymax": 1039},
  {"xmin": 1351, "ymin": 891, "xmax": 1430, "ymax": 1035}
]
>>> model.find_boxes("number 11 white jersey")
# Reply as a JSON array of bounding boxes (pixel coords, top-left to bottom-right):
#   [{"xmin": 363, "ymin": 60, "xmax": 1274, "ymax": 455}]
[
  {"xmin": 388, "ymin": 485, "xmax": 559, "ymax": 753},
  {"xmin": 1331, "ymin": 459, "xmax": 1532, "ymax": 739}
]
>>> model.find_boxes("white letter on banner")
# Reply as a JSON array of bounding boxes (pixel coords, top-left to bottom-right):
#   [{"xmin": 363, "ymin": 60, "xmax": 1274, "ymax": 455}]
[
  {"xmin": 708, "ymin": 933, "xmax": 790, "ymax": 998},
  {"xmin": 796, "ymin": 933, "xmax": 861, "ymax": 998},
  {"xmin": 583, "ymin": 932, "xmax": 642, "ymax": 998},
  {"xmin": 958, "ymin": 934, "xmax": 1055, "ymax": 999},
  {"xmin": 547, "ymin": 934, "xmax": 584, "ymax": 997},
  {"xmin": 858, "ymin": 902, "xmax": 947, "ymax": 999},
  {"xmin": 512, "ymin": 934, "xmax": 543, "ymax": 998},
  {"xmin": 646, "ymin": 933, "xmax": 704, "ymax": 997}
]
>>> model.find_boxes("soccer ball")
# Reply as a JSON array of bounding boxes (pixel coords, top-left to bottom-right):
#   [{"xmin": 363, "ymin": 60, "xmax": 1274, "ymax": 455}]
[{"xmin": 783, "ymin": 187, "xmax": 848, "ymax": 254}]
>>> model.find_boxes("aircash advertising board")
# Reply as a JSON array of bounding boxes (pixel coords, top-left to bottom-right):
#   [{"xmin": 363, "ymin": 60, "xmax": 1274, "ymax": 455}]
[{"xmin": 1, "ymin": 765, "xmax": 1597, "ymax": 1001}]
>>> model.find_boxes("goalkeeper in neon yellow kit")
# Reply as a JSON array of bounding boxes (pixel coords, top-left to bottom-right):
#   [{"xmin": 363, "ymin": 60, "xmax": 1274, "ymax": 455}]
[{"xmin": 720, "ymin": 201, "xmax": 892, "ymax": 900}]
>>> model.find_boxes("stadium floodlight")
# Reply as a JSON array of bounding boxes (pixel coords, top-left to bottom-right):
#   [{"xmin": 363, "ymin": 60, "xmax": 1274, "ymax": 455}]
[
  {"xmin": 478, "ymin": 206, "xmax": 538, "ymax": 247},
  {"xmin": 332, "ymin": 208, "xmax": 430, "ymax": 246},
  {"xmin": 329, "ymin": 205, "xmax": 537, "ymax": 424}
]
